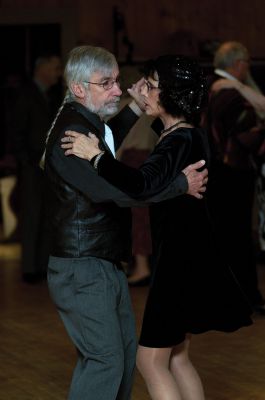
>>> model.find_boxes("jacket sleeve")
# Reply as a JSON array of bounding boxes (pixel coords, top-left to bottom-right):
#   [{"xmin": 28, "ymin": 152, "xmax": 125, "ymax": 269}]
[{"xmin": 108, "ymin": 105, "xmax": 139, "ymax": 150}]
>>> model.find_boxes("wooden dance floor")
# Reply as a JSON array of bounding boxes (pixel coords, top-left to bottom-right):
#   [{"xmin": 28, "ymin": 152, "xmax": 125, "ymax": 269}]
[{"xmin": 1, "ymin": 243, "xmax": 265, "ymax": 400}]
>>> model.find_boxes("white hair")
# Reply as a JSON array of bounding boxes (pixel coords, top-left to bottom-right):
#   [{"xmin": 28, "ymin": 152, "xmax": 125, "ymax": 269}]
[
  {"xmin": 214, "ymin": 41, "xmax": 249, "ymax": 70},
  {"xmin": 64, "ymin": 45, "xmax": 118, "ymax": 97},
  {"xmin": 40, "ymin": 45, "xmax": 118, "ymax": 168}
]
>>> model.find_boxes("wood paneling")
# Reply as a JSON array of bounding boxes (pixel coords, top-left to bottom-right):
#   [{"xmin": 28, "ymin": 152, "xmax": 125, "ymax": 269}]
[{"xmin": 1, "ymin": 0, "xmax": 265, "ymax": 60}]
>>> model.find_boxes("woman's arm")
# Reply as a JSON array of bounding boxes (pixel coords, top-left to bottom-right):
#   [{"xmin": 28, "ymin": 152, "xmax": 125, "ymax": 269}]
[{"xmin": 61, "ymin": 130, "xmax": 193, "ymax": 199}]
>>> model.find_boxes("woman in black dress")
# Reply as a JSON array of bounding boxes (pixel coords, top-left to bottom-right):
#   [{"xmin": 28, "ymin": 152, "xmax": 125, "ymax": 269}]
[{"xmin": 61, "ymin": 55, "xmax": 252, "ymax": 400}]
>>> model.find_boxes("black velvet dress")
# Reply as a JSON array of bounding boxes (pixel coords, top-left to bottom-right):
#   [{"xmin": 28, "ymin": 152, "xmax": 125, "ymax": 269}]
[{"xmin": 97, "ymin": 127, "xmax": 253, "ymax": 348}]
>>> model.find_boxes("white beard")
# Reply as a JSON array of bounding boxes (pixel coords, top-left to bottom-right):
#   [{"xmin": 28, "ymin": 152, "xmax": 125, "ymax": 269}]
[{"xmin": 85, "ymin": 94, "xmax": 120, "ymax": 119}]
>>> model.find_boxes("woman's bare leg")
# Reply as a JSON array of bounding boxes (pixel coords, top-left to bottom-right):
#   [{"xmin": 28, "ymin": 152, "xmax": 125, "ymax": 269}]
[
  {"xmin": 137, "ymin": 345, "xmax": 182, "ymax": 400},
  {"xmin": 169, "ymin": 336, "xmax": 205, "ymax": 400}
]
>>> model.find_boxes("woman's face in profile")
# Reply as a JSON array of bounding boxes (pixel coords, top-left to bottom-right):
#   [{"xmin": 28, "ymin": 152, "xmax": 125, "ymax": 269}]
[{"xmin": 141, "ymin": 72, "xmax": 163, "ymax": 118}]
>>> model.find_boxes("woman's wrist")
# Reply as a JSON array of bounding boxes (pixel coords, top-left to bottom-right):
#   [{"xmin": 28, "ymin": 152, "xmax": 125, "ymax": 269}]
[
  {"xmin": 90, "ymin": 151, "xmax": 105, "ymax": 169},
  {"xmin": 87, "ymin": 149, "xmax": 102, "ymax": 161}
]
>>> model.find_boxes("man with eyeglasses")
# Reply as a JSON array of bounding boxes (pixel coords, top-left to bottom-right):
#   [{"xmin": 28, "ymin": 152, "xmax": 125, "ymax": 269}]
[
  {"xmin": 204, "ymin": 40, "xmax": 265, "ymax": 316},
  {"xmin": 43, "ymin": 45, "xmax": 208, "ymax": 400}
]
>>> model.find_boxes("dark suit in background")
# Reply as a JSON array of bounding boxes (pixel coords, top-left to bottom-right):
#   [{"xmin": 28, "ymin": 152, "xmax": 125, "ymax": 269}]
[
  {"xmin": 12, "ymin": 79, "xmax": 62, "ymax": 280},
  {"xmin": 205, "ymin": 74, "xmax": 265, "ymax": 310}
]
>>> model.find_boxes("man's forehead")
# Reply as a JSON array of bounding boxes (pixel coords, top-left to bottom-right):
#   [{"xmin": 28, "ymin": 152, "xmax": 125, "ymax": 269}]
[{"xmin": 90, "ymin": 68, "xmax": 119, "ymax": 81}]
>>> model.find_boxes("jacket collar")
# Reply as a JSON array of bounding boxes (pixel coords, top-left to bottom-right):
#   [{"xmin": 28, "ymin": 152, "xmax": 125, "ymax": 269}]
[
  {"xmin": 214, "ymin": 68, "xmax": 238, "ymax": 81},
  {"xmin": 69, "ymin": 101, "xmax": 105, "ymax": 136},
  {"xmin": 67, "ymin": 101, "xmax": 116, "ymax": 157}
]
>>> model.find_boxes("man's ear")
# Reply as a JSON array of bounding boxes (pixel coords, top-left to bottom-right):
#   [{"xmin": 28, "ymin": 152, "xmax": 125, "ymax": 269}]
[
  {"xmin": 70, "ymin": 82, "xmax": 86, "ymax": 99},
  {"xmin": 232, "ymin": 60, "xmax": 242, "ymax": 76}
]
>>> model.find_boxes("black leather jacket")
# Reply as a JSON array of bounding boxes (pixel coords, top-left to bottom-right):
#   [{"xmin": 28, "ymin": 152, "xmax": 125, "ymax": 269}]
[{"xmin": 45, "ymin": 101, "xmax": 139, "ymax": 261}]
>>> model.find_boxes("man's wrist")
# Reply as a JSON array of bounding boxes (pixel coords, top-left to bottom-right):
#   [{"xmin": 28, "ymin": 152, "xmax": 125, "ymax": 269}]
[{"xmin": 128, "ymin": 100, "xmax": 143, "ymax": 116}]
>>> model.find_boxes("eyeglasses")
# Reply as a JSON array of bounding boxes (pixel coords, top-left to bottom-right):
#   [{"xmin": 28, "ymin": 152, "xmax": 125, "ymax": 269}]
[
  {"xmin": 144, "ymin": 79, "xmax": 159, "ymax": 92},
  {"xmin": 83, "ymin": 77, "xmax": 121, "ymax": 90}
]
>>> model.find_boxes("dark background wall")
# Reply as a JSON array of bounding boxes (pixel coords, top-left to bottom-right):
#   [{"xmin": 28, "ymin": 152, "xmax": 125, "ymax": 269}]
[{"xmin": 0, "ymin": 0, "xmax": 265, "ymax": 62}]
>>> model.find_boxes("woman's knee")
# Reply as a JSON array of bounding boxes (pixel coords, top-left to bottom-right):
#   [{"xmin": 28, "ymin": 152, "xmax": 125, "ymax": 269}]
[
  {"xmin": 170, "ymin": 338, "xmax": 191, "ymax": 369},
  {"xmin": 136, "ymin": 346, "xmax": 171, "ymax": 378}
]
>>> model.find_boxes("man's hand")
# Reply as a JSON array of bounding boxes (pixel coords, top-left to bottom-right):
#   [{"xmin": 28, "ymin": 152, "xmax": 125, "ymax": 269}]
[
  {"xmin": 127, "ymin": 77, "xmax": 146, "ymax": 112},
  {"xmin": 182, "ymin": 160, "xmax": 208, "ymax": 199}
]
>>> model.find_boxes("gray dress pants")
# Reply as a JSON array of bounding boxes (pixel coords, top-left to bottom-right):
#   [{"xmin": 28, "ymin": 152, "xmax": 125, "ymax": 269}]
[{"xmin": 48, "ymin": 256, "xmax": 137, "ymax": 400}]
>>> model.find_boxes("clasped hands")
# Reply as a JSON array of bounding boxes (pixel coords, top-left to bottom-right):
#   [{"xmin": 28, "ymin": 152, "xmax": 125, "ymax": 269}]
[{"xmin": 61, "ymin": 131, "xmax": 208, "ymax": 199}]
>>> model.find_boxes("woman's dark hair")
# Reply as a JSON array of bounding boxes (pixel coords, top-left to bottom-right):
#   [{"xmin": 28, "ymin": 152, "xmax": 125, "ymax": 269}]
[{"xmin": 143, "ymin": 55, "xmax": 207, "ymax": 125}]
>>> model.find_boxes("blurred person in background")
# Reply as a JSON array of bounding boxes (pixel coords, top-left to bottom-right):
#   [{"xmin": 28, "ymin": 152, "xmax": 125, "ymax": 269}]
[
  {"xmin": 0, "ymin": 71, "xmax": 23, "ymax": 241},
  {"xmin": 11, "ymin": 54, "xmax": 62, "ymax": 282},
  {"xmin": 204, "ymin": 41, "xmax": 265, "ymax": 315},
  {"xmin": 210, "ymin": 60, "xmax": 265, "ymax": 264}
]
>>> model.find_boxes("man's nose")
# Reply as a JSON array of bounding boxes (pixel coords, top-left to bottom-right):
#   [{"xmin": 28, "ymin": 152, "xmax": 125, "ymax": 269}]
[{"xmin": 112, "ymin": 82, "xmax": 122, "ymax": 96}]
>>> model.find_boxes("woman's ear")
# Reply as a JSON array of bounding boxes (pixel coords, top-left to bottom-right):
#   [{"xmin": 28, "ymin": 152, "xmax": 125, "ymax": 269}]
[{"xmin": 70, "ymin": 82, "xmax": 86, "ymax": 99}]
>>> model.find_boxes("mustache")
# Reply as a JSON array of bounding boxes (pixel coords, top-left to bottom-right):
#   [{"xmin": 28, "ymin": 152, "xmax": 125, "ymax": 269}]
[{"xmin": 106, "ymin": 97, "xmax": 120, "ymax": 105}]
